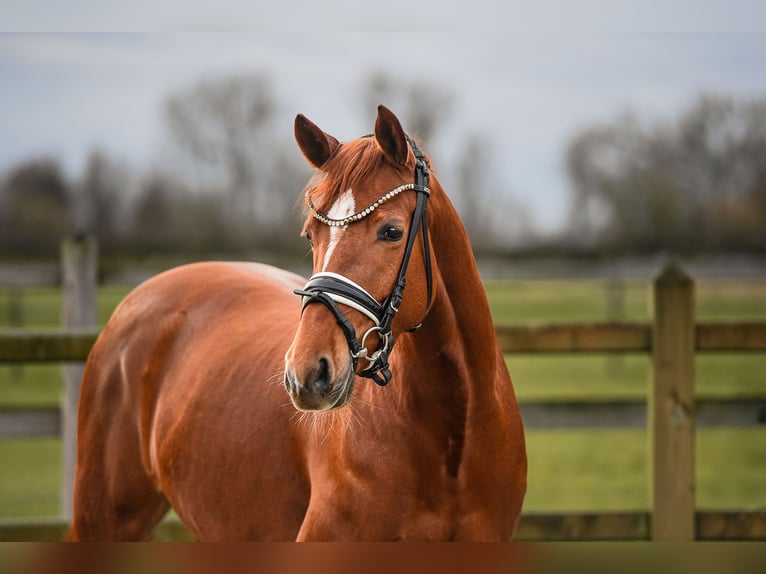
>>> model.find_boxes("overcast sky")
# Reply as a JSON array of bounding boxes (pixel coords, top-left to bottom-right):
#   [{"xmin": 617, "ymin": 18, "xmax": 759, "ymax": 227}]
[{"xmin": 2, "ymin": 2, "xmax": 765, "ymax": 232}]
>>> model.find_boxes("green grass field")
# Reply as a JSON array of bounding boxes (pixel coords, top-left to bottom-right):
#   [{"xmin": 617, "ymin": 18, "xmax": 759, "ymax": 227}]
[{"xmin": 1, "ymin": 278, "xmax": 765, "ymax": 520}]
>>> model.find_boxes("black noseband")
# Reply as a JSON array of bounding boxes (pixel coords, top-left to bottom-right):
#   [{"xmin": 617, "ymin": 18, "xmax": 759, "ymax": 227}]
[{"xmin": 294, "ymin": 135, "xmax": 433, "ymax": 386}]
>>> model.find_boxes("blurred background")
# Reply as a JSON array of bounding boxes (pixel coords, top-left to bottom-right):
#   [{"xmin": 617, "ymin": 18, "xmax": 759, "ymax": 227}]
[
  {"xmin": 2, "ymin": 30, "xmax": 765, "ymax": 265},
  {"xmin": 1, "ymin": 4, "xmax": 765, "ymax": 538}
]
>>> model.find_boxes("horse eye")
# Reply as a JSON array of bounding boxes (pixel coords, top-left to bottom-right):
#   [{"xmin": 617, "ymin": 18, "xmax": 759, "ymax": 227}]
[
  {"xmin": 379, "ymin": 226, "xmax": 404, "ymax": 242},
  {"xmin": 304, "ymin": 231, "xmax": 313, "ymax": 246}
]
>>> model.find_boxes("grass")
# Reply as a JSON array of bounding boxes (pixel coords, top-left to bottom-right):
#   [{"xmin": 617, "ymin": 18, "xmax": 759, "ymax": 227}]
[
  {"xmin": 2, "ymin": 430, "xmax": 763, "ymax": 520},
  {"xmin": 486, "ymin": 277, "xmax": 766, "ymax": 323},
  {"xmin": 506, "ymin": 354, "xmax": 766, "ymax": 402},
  {"xmin": 0, "ymin": 286, "xmax": 130, "ymax": 328},
  {"xmin": 525, "ymin": 427, "xmax": 766, "ymax": 512},
  {"xmin": 489, "ymin": 278, "xmax": 766, "ymax": 401},
  {"xmin": 0, "ymin": 439, "xmax": 59, "ymax": 519},
  {"xmin": 0, "ymin": 366, "xmax": 60, "ymax": 408},
  {"xmin": 0, "ymin": 277, "xmax": 765, "ymax": 520}
]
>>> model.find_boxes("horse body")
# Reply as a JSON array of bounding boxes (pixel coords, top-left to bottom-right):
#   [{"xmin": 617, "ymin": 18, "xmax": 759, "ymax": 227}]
[
  {"xmin": 68, "ymin": 106, "xmax": 526, "ymax": 541},
  {"xmin": 69, "ymin": 262, "xmax": 310, "ymax": 540}
]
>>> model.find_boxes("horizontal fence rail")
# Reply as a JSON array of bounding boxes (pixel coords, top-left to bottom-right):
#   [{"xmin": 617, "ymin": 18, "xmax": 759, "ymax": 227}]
[
  {"xmin": 0, "ymin": 330, "xmax": 98, "ymax": 363},
  {"xmin": 696, "ymin": 322, "xmax": 766, "ymax": 351},
  {"xmin": 496, "ymin": 321, "xmax": 766, "ymax": 353},
  {"xmin": 2, "ymin": 320, "xmax": 766, "ymax": 362},
  {"xmin": 495, "ymin": 323, "xmax": 652, "ymax": 353}
]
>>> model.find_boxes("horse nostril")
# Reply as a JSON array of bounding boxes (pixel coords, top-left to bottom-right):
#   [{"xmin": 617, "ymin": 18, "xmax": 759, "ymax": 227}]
[{"xmin": 312, "ymin": 358, "xmax": 331, "ymax": 396}]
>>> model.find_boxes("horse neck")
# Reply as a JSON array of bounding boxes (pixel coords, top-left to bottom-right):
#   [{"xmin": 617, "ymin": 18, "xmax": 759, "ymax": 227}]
[
  {"xmin": 396, "ymin": 184, "xmax": 500, "ymax": 411},
  {"xmin": 441, "ymin": 192, "xmax": 498, "ymax": 358},
  {"xmin": 338, "ymin": 185, "xmax": 500, "ymax": 476}
]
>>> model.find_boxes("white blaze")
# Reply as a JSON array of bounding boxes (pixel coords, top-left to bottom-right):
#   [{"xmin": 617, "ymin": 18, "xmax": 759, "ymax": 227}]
[{"xmin": 322, "ymin": 189, "xmax": 355, "ymax": 271}]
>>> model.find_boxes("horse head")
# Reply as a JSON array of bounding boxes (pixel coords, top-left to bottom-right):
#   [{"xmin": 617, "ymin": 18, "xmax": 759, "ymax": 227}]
[{"xmin": 284, "ymin": 105, "xmax": 436, "ymax": 411}]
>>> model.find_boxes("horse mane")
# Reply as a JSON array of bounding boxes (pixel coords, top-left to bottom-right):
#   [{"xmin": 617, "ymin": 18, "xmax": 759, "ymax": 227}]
[{"xmin": 302, "ymin": 136, "xmax": 432, "ymax": 215}]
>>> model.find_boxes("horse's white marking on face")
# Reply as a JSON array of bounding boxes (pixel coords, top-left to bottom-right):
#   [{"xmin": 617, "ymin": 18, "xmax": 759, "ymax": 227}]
[{"xmin": 322, "ymin": 189, "xmax": 355, "ymax": 271}]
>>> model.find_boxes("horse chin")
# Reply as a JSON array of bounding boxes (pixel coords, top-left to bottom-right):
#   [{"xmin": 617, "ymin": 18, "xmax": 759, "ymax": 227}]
[
  {"xmin": 325, "ymin": 372, "xmax": 356, "ymax": 411},
  {"xmin": 286, "ymin": 368, "xmax": 356, "ymax": 413}
]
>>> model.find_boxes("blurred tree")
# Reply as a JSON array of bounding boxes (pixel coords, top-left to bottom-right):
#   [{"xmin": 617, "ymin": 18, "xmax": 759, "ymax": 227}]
[
  {"xmin": 455, "ymin": 133, "xmax": 488, "ymax": 244},
  {"xmin": 128, "ymin": 171, "xmax": 231, "ymax": 255},
  {"xmin": 75, "ymin": 150, "xmax": 127, "ymax": 253},
  {"xmin": 164, "ymin": 73, "xmax": 278, "ymax": 247},
  {"xmin": 262, "ymin": 141, "xmax": 312, "ymax": 249},
  {"xmin": 361, "ymin": 71, "xmax": 453, "ymax": 144},
  {"xmin": 361, "ymin": 72, "xmax": 532, "ymax": 251},
  {"xmin": 455, "ymin": 133, "xmax": 534, "ymax": 252},
  {"xmin": 0, "ymin": 158, "xmax": 74, "ymax": 256},
  {"xmin": 130, "ymin": 172, "xmax": 179, "ymax": 254},
  {"xmin": 565, "ymin": 94, "xmax": 766, "ymax": 253}
]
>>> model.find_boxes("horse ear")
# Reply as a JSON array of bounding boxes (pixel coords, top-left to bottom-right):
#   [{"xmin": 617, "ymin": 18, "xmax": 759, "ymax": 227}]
[
  {"xmin": 374, "ymin": 105, "xmax": 409, "ymax": 165},
  {"xmin": 294, "ymin": 114, "xmax": 340, "ymax": 168}
]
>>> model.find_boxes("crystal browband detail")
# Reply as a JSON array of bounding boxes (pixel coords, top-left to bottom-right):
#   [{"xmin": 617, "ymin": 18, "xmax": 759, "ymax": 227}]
[{"xmin": 307, "ymin": 183, "xmax": 431, "ymax": 227}]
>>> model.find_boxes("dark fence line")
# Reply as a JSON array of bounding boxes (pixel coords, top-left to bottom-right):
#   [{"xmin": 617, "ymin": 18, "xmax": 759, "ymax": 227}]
[
  {"xmin": 2, "ymin": 396, "xmax": 764, "ymax": 440},
  {"xmin": 1, "ymin": 509, "xmax": 765, "ymax": 542},
  {"xmin": 4, "ymin": 319, "xmax": 766, "ymax": 363}
]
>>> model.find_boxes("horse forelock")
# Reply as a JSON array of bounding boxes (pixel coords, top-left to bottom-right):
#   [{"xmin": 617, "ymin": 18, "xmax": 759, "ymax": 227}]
[
  {"xmin": 302, "ymin": 138, "xmax": 380, "ymax": 213},
  {"xmin": 302, "ymin": 136, "xmax": 433, "ymax": 217}
]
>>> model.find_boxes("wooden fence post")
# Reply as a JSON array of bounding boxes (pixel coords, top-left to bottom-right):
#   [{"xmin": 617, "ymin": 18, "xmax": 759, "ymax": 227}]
[
  {"xmin": 651, "ymin": 263, "xmax": 695, "ymax": 541},
  {"xmin": 60, "ymin": 237, "xmax": 98, "ymax": 521}
]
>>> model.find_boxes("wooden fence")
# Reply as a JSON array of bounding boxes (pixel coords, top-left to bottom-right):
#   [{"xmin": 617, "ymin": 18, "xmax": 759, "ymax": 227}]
[{"xmin": 0, "ymin": 239, "xmax": 765, "ymax": 541}]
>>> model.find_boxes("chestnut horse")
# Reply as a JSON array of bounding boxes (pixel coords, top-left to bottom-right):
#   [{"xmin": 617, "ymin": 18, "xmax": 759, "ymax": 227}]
[{"xmin": 67, "ymin": 106, "xmax": 526, "ymax": 541}]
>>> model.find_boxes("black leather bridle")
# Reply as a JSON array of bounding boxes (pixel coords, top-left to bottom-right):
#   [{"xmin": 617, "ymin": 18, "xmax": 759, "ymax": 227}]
[{"xmin": 294, "ymin": 135, "xmax": 433, "ymax": 386}]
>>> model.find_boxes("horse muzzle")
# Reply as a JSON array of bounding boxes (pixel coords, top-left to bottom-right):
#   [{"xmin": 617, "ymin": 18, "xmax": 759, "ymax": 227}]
[
  {"xmin": 284, "ymin": 354, "xmax": 355, "ymax": 412},
  {"xmin": 294, "ymin": 272, "xmax": 396, "ymax": 386}
]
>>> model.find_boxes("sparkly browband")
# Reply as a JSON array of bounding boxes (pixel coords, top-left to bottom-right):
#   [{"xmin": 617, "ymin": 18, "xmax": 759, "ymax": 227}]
[{"xmin": 307, "ymin": 183, "xmax": 431, "ymax": 227}]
